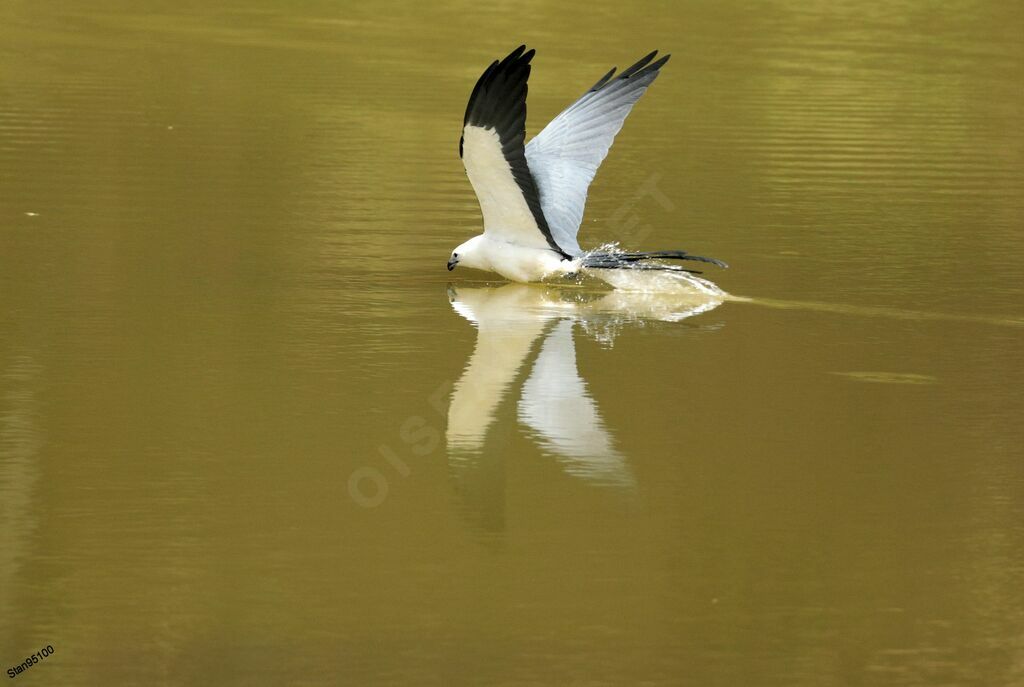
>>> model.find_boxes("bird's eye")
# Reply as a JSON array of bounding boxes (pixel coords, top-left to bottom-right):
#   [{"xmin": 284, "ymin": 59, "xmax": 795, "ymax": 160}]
[{"xmin": 453, "ymin": 253, "xmax": 459, "ymax": 258}]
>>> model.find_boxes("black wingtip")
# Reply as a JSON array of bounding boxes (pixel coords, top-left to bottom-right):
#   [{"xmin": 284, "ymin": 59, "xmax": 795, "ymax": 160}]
[
  {"xmin": 620, "ymin": 50, "xmax": 658, "ymax": 79},
  {"xmin": 587, "ymin": 49, "xmax": 670, "ymax": 95},
  {"xmin": 462, "ymin": 47, "xmax": 536, "ymax": 128},
  {"xmin": 497, "ymin": 45, "xmax": 533, "ymax": 73},
  {"xmin": 501, "ymin": 45, "xmax": 528, "ymax": 67},
  {"xmin": 589, "ymin": 67, "xmax": 617, "ymax": 91},
  {"xmin": 649, "ymin": 53, "xmax": 671, "ymax": 72}
]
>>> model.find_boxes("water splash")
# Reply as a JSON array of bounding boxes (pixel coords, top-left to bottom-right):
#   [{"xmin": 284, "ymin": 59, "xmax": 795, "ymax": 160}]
[{"xmin": 578, "ymin": 243, "xmax": 728, "ymax": 296}]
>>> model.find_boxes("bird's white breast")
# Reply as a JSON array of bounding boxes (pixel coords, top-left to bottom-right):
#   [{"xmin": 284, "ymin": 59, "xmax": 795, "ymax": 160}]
[{"xmin": 476, "ymin": 237, "xmax": 575, "ymax": 283}]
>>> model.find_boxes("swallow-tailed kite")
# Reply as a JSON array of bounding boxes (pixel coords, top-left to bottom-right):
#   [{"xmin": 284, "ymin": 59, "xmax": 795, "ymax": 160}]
[{"xmin": 448, "ymin": 45, "xmax": 727, "ymax": 284}]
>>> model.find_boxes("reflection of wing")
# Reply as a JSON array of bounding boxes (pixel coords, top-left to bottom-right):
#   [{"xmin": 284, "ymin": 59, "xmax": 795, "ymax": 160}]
[
  {"xmin": 517, "ymin": 320, "xmax": 634, "ymax": 487},
  {"xmin": 446, "ymin": 286, "xmax": 555, "ymax": 451}
]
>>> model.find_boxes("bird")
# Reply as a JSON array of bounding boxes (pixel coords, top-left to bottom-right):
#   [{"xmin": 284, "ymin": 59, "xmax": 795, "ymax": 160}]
[{"xmin": 448, "ymin": 45, "xmax": 727, "ymax": 284}]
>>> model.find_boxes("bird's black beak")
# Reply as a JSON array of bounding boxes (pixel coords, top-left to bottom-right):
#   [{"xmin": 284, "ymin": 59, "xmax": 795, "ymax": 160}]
[{"xmin": 447, "ymin": 257, "xmax": 458, "ymax": 271}]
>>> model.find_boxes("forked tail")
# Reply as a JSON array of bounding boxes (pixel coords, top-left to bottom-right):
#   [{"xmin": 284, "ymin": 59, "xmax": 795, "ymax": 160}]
[{"xmin": 582, "ymin": 250, "xmax": 729, "ymax": 274}]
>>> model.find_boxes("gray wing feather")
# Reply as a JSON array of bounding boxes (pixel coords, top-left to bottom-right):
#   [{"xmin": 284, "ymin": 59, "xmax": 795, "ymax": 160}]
[{"xmin": 525, "ymin": 51, "xmax": 670, "ymax": 256}]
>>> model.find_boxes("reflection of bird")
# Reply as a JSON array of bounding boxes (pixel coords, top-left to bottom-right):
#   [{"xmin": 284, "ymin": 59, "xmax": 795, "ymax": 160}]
[
  {"xmin": 447, "ymin": 45, "xmax": 728, "ymax": 284},
  {"xmin": 446, "ymin": 283, "xmax": 724, "ymax": 490}
]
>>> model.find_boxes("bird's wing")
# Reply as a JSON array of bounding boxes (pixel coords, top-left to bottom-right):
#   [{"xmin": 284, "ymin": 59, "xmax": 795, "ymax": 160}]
[
  {"xmin": 460, "ymin": 46, "xmax": 571, "ymax": 257},
  {"xmin": 525, "ymin": 51, "xmax": 670, "ymax": 255},
  {"xmin": 517, "ymin": 320, "xmax": 634, "ymax": 487}
]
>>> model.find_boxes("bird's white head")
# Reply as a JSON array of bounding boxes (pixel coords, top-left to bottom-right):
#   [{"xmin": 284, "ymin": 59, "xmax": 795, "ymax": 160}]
[{"xmin": 447, "ymin": 234, "xmax": 487, "ymax": 272}]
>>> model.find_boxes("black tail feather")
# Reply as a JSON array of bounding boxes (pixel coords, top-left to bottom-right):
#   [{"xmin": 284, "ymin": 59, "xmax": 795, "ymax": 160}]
[{"xmin": 582, "ymin": 250, "xmax": 729, "ymax": 273}]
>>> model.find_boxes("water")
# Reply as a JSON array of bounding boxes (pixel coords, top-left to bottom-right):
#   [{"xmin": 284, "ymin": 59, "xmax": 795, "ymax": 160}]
[{"xmin": 2, "ymin": 2, "xmax": 1023, "ymax": 685}]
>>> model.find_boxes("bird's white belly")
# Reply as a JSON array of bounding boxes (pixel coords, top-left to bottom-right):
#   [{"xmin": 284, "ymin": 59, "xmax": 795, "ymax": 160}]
[{"xmin": 479, "ymin": 239, "xmax": 575, "ymax": 282}]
